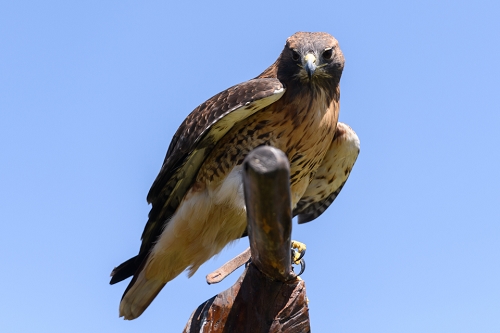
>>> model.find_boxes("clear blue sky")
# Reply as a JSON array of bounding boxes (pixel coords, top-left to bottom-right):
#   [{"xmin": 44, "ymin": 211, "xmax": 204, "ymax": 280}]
[{"xmin": 1, "ymin": 1, "xmax": 499, "ymax": 332}]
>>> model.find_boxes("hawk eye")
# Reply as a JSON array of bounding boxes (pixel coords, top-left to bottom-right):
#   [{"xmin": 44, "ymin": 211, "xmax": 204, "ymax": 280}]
[
  {"xmin": 291, "ymin": 50, "xmax": 300, "ymax": 61},
  {"xmin": 322, "ymin": 48, "xmax": 333, "ymax": 60}
]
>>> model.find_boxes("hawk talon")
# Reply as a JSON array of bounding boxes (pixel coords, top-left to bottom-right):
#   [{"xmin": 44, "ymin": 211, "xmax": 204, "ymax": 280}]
[
  {"xmin": 295, "ymin": 258, "xmax": 306, "ymax": 276},
  {"xmin": 296, "ymin": 248, "xmax": 306, "ymax": 261},
  {"xmin": 291, "ymin": 240, "xmax": 307, "ymax": 265}
]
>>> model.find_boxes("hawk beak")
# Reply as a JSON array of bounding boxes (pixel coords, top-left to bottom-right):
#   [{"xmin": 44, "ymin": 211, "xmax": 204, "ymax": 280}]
[{"xmin": 304, "ymin": 53, "xmax": 317, "ymax": 79}]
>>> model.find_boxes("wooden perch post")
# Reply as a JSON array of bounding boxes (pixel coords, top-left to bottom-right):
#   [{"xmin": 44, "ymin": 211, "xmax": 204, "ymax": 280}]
[{"xmin": 183, "ymin": 146, "xmax": 310, "ymax": 333}]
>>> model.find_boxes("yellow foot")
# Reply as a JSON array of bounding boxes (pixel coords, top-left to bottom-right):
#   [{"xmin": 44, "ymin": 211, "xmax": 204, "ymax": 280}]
[
  {"xmin": 291, "ymin": 240, "xmax": 307, "ymax": 276},
  {"xmin": 291, "ymin": 240, "xmax": 307, "ymax": 265}
]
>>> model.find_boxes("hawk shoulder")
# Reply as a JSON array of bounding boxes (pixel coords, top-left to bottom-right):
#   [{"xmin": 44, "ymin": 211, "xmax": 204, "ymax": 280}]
[{"xmin": 293, "ymin": 122, "xmax": 360, "ymax": 224}]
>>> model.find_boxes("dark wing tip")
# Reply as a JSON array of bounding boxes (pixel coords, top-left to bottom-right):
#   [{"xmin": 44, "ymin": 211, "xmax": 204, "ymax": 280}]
[
  {"xmin": 297, "ymin": 213, "xmax": 317, "ymax": 224},
  {"xmin": 109, "ymin": 256, "xmax": 138, "ymax": 285}
]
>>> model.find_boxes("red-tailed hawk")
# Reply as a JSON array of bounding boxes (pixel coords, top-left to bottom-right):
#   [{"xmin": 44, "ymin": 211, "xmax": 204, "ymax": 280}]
[{"xmin": 110, "ymin": 31, "xmax": 360, "ymax": 320}]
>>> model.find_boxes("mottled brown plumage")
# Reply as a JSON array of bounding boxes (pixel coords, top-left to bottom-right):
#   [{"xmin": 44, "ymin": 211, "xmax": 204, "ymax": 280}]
[{"xmin": 110, "ymin": 31, "xmax": 359, "ymax": 320}]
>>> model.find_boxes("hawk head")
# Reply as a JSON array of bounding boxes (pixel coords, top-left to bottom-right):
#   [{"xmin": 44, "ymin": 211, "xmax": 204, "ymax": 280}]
[{"xmin": 277, "ymin": 32, "xmax": 344, "ymax": 87}]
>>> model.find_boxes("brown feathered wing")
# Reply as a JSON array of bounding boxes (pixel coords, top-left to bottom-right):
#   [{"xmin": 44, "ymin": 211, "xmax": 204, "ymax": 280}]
[{"xmin": 110, "ymin": 78, "xmax": 285, "ymax": 285}]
